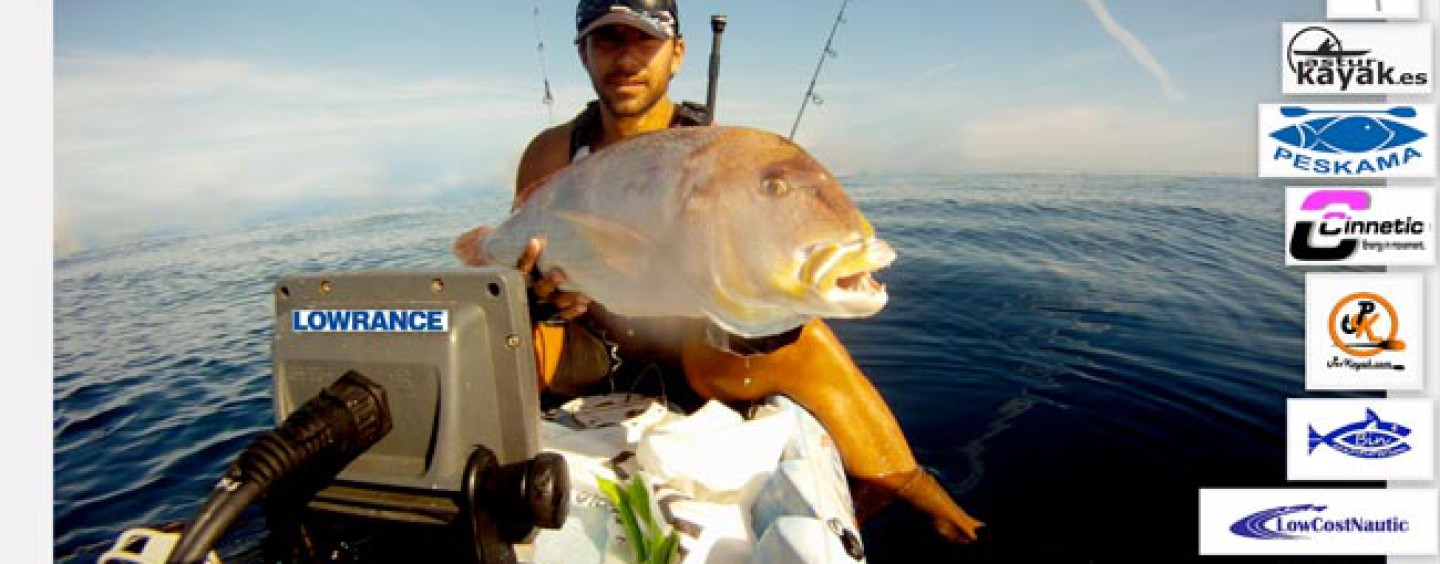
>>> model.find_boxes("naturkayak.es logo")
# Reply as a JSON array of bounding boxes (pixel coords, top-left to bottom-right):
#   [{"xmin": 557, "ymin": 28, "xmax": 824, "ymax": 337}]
[
  {"xmin": 1200, "ymin": 489, "xmax": 1439, "ymax": 555},
  {"xmin": 1305, "ymin": 273, "xmax": 1424, "ymax": 391},
  {"xmin": 1259, "ymin": 104, "xmax": 1435, "ymax": 178},
  {"xmin": 1328, "ymin": 291, "xmax": 1406, "ymax": 365},
  {"xmin": 1283, "ymin": 23, "xmax": 1432, "ymax": 95},
  {"xmin": 1285, "ymin": 187, "xmax": 1435, "ymax": 266},
  {"xmin": 290, "ymin": 309, "xmax": 449, "ymax": 332},
  {"xmin": 1308, "ymin": 408, "xmax": 1411, "ymax": 459},
  {"xmin": 1288, "ymin": 399, "xmax": 1434, "ymax": 481}
]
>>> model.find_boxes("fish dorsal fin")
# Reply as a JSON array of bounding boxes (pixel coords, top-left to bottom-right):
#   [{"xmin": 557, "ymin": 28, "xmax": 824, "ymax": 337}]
[
  {"xmin": 1365, "ymin": 408, "xmax": 1381, "ymax": 425},
  {"xmin": 553, "ymin": 210, "xmax": 655, "ymax": 278}
]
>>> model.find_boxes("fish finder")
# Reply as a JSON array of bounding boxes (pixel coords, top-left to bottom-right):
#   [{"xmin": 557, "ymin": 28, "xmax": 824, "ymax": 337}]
[{"xmin": 270, "ymin": 268, "xmax": 568, "ymax": 560}]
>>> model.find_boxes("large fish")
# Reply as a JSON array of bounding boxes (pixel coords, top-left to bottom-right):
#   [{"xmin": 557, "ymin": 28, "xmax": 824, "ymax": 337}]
[{"xmin": 478, "ymin": 125, "xmax": 894, "ymax": 338}]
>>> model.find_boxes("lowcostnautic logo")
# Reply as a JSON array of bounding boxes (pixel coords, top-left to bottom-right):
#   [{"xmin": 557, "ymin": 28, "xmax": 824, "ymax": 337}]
[
  {"xmin": 1230, "ymin": 504, "xmax": 1410, "ymax": 540},
  {"xmin": 1308, "ymin": 408, "xmax": 1412, "ymax": 459},
  {"xmin": 291, "ymin": 309, "xmax": 449, "ymax": 332}
]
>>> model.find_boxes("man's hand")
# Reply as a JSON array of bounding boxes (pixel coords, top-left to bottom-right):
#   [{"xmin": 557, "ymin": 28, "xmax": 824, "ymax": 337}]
[{"xmin": 453, "ymin": 226, "xmax": 592, "ymax": 321}]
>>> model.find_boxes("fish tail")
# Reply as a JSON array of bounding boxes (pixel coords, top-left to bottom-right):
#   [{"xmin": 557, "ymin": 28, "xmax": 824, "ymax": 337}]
[{"xmin": 1307, "ymin": 426, "xmax": 1322, "ymax": 454}]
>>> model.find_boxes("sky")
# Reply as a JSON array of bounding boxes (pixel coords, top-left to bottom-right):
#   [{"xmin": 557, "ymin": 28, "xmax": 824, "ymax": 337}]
[{"xmin": 54, "ymin": 0, "xmax": 1323, "ymax": 253}]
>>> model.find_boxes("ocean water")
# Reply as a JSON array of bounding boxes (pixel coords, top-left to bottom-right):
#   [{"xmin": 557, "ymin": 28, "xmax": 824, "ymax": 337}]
[{"xmin": 54, "ymin": 174, "xmax": 1348, "ymax": 562}]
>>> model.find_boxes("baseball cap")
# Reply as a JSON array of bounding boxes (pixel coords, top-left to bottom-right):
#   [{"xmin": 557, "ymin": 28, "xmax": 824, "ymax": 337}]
[{"xmin": 575, "ymin": 0, "xmax": 680, "ymax": 43}]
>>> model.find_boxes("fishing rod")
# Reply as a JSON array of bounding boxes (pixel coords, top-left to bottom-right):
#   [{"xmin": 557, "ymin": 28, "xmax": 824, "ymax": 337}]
[
  {"xmin": 532, "ymin": 0, "xmax": 556, "ymax": 123},
  {"xmin": 789, "ymin": 0, "xmax": 853, "ymax": 140},
  {"xmin": 705, "ymin": 14, "xmax": 728, "ymax": 125}
]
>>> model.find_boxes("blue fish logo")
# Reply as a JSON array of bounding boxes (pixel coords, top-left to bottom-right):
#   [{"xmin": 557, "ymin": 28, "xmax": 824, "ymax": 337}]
[
  {"xmin": 1271, "ymin": 107, "xmax": 1427, "ymax": 154},
  {"xmin": 1308, "ymin": 408, "xmax": 1412, "ymax": 459}
]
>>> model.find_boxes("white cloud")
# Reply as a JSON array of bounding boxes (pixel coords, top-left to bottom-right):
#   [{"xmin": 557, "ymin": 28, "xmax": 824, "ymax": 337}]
[
  {"xmin": 786, "ymin": 100, "xmax": 1250, "ymax": 176},
  {"xmin": 956, "ymin": 106, "xmax": 1248, "ymax": 174},
  {"xmin": 1080, "ymin": 0, "xmax": 1186, "ymax": 102},
  {"xmin": 55, "ymin": 51, "xmax": 562, "ymax": 253},
  {"xmin": 55, "ymin": 47, "xmax": 1251, "ymax": 254}
]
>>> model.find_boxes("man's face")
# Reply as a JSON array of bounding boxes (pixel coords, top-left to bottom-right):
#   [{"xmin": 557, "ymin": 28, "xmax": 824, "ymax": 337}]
[{"xmin": 579, "ymin": 25, "xmax": 685, "ymax": 118}]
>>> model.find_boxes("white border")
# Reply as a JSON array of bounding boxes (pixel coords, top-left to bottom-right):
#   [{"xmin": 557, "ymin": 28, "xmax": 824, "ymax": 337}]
[
  {"xmin": 1387, "ymin": 1, "xmax": 1440, "ymax": 564},
  {"xmin": 1, "ymin": 0, "xmax": 53, "ymax": 561}
]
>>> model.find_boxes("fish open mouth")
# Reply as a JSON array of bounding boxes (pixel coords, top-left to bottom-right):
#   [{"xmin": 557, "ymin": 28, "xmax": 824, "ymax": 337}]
[
  {"xmin": 797, "ymin": 238, "xmax": 896, "ymax": 311},
  {"xmin": 835, "ymin": 270, "xmax": 885, "ymax": 294}
]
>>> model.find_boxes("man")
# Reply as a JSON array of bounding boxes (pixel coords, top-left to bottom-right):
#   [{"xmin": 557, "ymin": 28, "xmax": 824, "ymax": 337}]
[{"xmin": 455, "ymin": 0, "xmax": 983, "ymax": 545}]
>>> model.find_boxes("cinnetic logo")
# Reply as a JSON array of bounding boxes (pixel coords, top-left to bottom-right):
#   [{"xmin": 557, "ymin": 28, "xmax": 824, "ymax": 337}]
[
  {"xmin": 1285, "ymin": 187, "xmax": 1435, "ymax": 266},
  {"xmin": 1308, "ymin": 408, "xmax": 1412, "ymax": 459},
  {"xmin": 1283, "ymin": 23, "xmax": 1432, "ymax": 95},
  {"xmin": 1259, "ymin": 104, "xmax": 1435, "ymax": 178},
  {"xmin": 1230, "ymin": 504, "xmax": 1409, "ymax": 540}
]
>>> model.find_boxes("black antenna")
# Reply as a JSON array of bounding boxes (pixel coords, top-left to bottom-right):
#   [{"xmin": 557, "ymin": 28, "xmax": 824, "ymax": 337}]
[
  {"xmin": 532, "ymin": 0, "xmax": 555, "ymax": 123},
  {"xmin": 790, "ymin": 0, "xmax": 852, "ymax": 140},
  {"xmin": 705, "ymin": 14, "xmax": 728, "ymax": 125}
]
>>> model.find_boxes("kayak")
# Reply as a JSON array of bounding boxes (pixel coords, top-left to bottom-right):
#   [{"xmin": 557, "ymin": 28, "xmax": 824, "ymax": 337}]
[{"xmin": 521, "ymin": 394, "xmax": 865, "ymax": 563}]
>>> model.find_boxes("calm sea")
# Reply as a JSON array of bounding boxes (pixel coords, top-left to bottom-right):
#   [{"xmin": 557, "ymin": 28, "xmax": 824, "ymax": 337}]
[{"xmin": 54, "ymin": 174, "xmax": 1361, "ymax": 562}]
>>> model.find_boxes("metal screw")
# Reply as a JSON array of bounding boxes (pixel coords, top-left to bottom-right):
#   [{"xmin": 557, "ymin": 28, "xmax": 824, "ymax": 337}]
[
  {"xmin": 431, "ymin": 278, "xmax": 444, "ymax": 293},
  {"xmin": 505, "ymin": 334, "xmax": 522, "ymax": 348},
  {"xmin": 319, "ymin": 280, "xmax": 332, "ymax": 294}
]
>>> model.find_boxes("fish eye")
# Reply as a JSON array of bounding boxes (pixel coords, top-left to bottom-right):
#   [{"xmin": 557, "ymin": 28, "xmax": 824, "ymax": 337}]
[{"xmin": 761, "ymin": 177, "xmax": 791, "ymax": 198}]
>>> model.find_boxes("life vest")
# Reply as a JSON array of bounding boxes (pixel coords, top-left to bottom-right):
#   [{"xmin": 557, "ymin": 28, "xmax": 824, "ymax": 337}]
[{"xmin": 567, "ymin": 99, "xmax": 710, "ymax": 162}]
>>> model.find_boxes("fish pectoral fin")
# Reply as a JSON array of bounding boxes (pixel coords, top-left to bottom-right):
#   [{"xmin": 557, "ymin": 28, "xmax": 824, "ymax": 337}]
[{"xmin": 554, "ymin": 211, "xmax": 655, "ymax": 278}]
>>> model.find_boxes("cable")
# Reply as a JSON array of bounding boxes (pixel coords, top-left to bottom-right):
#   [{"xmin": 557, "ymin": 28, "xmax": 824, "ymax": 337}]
[{"xmin": 167, "ymin": 372, "xmax": 392, "ymax": 563}]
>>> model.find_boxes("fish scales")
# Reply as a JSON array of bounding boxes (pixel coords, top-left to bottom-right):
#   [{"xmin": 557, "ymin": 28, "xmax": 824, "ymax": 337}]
[{"xmin": 482, "ymin": 126, "xmax": 895, "ymax": 337}]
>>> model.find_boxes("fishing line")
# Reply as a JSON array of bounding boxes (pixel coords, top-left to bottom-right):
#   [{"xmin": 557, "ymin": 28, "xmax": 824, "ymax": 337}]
[
  {"xmin": 533, "ymin": 0, "xmax": 556, "ymax": 123},
  {"xmin": 789, "ymin": 0, "xmax": 853, "ymax": 141}
]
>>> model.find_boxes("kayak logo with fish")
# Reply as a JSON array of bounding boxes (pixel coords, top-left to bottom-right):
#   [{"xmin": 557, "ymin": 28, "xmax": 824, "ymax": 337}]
[
  {"xmin": 1258, "ymin": 104, "xmax": 1436, "ymax": 178},
  {"xmin": 1282, "ymin": 23, "xmax": 1432, "ymax": 95},
  {"xmin": 1307, "ymin": 408, "xmax": 1411, "ymax": 459},
  {"xmin": 1305, "ymin": 273, "xmax": 1424, "ymax": 391},
  {"xmin": 1284, "ymin": 187, "xmax": 1435, "ymax": 266},
  {"xmin": 1287, "ymin": 399, "xmax": 1434, "ymax": 481}
]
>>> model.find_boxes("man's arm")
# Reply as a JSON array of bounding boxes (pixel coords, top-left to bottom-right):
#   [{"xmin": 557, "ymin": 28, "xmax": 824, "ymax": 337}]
[
  {"xmin": 510, "ymin": 121, "xmax": 592, "ymax": 324},
  {"xmin": 515, "ymin": 123, "xmax": 573, "ymax": 205}
]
